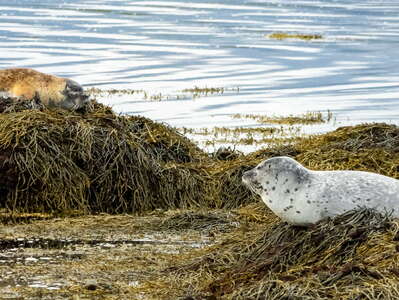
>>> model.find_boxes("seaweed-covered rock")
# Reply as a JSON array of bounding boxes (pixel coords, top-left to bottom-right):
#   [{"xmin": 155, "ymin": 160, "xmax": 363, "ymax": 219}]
[{"xmin": 0, "ymin": 99, "xmax": 207, "ymax": 213}]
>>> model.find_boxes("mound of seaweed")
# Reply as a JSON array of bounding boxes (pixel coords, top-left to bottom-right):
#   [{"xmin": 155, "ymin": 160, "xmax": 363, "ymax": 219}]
[
  {"xmin": 0, "ymin": 98, "xmax": 209, "ymax": 213},
  {"xmin": 171, "ymin": 209, "xmax": 399, "ymax": 299},
  {"xmin": 294, "ymin": 123, "xmax": 399, "ymax": 175},
  {"xmin": 248, "ymin": 123, "xmax": 399, "ymax": 179}
]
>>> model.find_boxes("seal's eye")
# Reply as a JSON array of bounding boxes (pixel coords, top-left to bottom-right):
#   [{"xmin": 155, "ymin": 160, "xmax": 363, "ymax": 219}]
[{"xmin": 256, "ymin": 164, "xmax": 265, "ymax": 171}]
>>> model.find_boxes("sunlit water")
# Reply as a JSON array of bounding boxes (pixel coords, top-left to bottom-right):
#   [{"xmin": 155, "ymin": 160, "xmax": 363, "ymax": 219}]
[{"xmin": 1, "ymin": 1, "xmax": 399, "ymax": 150}]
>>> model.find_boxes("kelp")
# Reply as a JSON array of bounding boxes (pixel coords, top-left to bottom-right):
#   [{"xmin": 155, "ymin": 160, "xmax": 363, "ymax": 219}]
[
  {"xmin": 268, "ymin": 32, "xmax": 323, "ymax": 41},
  {"xmin": 161, "ymin": 209, "xmax": 399, "ymax": 299},
  {"xmin": 0, "ymin": 99, "xmax": 208, "ymax": 213}
]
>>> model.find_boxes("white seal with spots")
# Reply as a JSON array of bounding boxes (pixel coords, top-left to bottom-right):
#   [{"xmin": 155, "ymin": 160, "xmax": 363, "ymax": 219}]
[{"xmin": 242, "ymin": 156, "xmax": 399, "ymax": 226}]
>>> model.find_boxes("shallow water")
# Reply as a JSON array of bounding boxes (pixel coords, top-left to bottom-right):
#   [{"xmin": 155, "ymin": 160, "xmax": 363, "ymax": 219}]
[{"xmin": 1, "ymin": 1, "xmax": 399, "ymax": 149}]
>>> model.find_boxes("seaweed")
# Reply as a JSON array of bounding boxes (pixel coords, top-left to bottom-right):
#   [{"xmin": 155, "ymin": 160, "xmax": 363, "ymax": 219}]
[
  {"xmin": 0, "ymin": 98, "xmax": 208, "ymax": 214},
  {"xmin": 166, "ymin": 209, "xmax": 399, "ymax": 299},
  {"xmin": 268, "ymin": 33, "xmax": 323, "ymax": 41},
  {"xmin": 157, "ymin": 210, "xmax": 236, "ymax": 232},
  {"xmin": 231, "ymin": 111, "xmax": 332, "ymax": 125}
]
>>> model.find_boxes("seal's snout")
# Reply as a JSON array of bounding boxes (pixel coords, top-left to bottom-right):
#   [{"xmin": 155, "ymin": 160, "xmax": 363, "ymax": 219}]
[{"xmin": 242, "ymin": 169, "xmax": 256, "ymax": 184}]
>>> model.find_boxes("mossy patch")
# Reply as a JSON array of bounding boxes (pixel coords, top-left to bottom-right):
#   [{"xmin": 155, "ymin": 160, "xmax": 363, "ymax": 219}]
[
  {"xmin": 295, "ymin": 123, "xmax": 399, "ymax": 178},
  {"xmin": 156, "ymin": 210, "xmax": 236, "ymax": 232},
  {"xmin": 182, "ymin": 86, "xmax": 239, "ymax": 98}
]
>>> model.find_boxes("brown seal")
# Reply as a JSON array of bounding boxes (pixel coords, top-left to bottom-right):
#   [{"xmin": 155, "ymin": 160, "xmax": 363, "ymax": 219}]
[{"xmin": 0, "ymin": 68, "xmax": 89, "ymax": 110}]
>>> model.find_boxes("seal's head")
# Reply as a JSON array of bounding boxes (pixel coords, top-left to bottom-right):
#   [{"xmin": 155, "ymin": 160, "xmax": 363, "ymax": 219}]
[
  {"xmin": 242, "ymin": 156, "xmax": 309, "ymax": 194},
  {"xmin": 242, "ymin": 156, "xmax": 314, "ymax": 225},
  {"xmin": 60, "ymin": 79, "xmax": 89, "ymax": 110}
]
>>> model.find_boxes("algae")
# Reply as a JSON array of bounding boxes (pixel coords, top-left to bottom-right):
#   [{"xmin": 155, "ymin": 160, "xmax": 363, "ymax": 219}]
[
  {"xmin": 88, "ymin": 86, "xmax": 239, "ymax": 101},
  {"xmin": 269, "ymin": 32, "xmax": 323, "ymax": 41},
  {"xmin": 232, "ymin": 110, "xmax": 333, "ymax": 125}
]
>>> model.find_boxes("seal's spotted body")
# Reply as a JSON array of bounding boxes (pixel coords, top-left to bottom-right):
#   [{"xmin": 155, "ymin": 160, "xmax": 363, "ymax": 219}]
[
  {"xmin": 0, "ymin": 68, "xmax": 89, "ymax": 110},
  {"xmin": 242, "ymin": 156, "xmax": 399, "ymax": 226}
]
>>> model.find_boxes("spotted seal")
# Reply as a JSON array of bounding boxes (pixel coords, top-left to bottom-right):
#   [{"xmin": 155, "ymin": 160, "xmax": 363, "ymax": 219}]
[
  {"xmin": 242, "ymin": 156, "xmax": 399, "ymax": 226},
  {"xmin": 0, "ymin": 68, "xmax": 89, "ymax": 110}
]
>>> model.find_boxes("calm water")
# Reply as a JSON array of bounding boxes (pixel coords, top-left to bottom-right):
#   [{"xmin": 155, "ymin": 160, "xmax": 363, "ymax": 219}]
[{"xmin": 1, "ymin": 1, "xmax": 399, "ymax": 148}]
